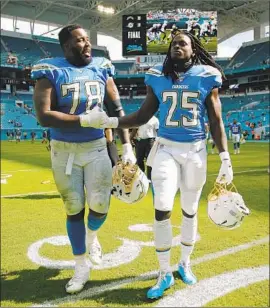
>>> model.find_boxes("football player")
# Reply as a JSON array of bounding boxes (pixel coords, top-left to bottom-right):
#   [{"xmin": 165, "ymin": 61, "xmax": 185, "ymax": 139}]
[
  {"xmin": 83, "ymin": 30, "xmax": 233, "ymax": 299},
  {"xmin": 230, "ymin": 119, "xmax": 242, "ymax": 154},
  {"xmin": 31, "ymin": 24, "xmax": 135, "ymax": 294}
]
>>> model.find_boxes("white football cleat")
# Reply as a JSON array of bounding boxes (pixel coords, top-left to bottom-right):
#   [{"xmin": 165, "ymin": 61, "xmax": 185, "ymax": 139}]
[
  {"xmin": 89, "ymin": 237, "xmax": 103, "ymax": 265},
  {"xmin": 65, "ymin": 263, "xmax": 90, "ymax": 294}
]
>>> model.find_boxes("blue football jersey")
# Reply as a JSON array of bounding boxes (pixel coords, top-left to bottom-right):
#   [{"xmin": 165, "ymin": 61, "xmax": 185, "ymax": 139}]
[
  {"xmin": 231, "ymin": 123, "xmax": 241, "ymax": 134},
  {"xmin": 145, "ymin": 64, "xmax": 222, "ymax": 142},
  {"xmin": 31, "ymin": 57, "xmax": 115, "ymax": 143}
]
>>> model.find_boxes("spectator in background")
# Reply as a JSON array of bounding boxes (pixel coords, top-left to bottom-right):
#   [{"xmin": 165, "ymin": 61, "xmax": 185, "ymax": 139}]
[{"xmin": 31, "ymin": 131, "xmax": 36, "ymax": 143}]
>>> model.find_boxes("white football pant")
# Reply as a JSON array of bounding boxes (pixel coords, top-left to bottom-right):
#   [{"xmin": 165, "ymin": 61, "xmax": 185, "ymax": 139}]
[
  {"xmin": 50, "ymin": 138, "xmax": 112, "ymax": 216},
  {"xmin": 232, "ymin": 134, "xmax": 240, "ymax": 143},
  {"xmin": 151, "ymin": 138, "xmax": 207, "ymax": 216}
]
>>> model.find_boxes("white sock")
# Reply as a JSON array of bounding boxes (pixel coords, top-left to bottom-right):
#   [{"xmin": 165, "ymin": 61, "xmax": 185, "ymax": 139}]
[
  {"xmin": 87, "ymin": 229, "xmax": 97, "ymax": 245},
  {"xmin": 154, "ymin": 219, "xmax": 172, "ymax": 273},
  {"xmin": 180, "ymin": 244, "xmax": 194, "ymax": 265},
  {"xmin": 180, "ymin": 215, "xmax": 197, "ymax": 265},
  {"xmin": 74, "ymin": 254, "xmax": 87, "ymax": 266}
]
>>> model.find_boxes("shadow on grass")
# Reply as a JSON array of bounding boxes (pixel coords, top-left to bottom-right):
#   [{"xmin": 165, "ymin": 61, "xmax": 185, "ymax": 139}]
[
  {"xmin": 3, "ymin": 194, "xmax": 60, "ymax": 200},
  {"xmin": 0, "ymin": 267, "xmax": 139, "ymax": 306}
]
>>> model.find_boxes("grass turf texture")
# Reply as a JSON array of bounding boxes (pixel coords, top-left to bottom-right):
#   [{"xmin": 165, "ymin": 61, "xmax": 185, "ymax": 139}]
[
  {"xmin": 147, "ymin": 32, "xmax": 217, "ymax": 54},
  {"xmin": 1, "ymin": 140, "xmax": 269, "ymax": 307}
]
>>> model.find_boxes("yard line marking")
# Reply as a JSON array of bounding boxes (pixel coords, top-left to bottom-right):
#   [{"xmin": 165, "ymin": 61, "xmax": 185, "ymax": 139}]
[
  {"xmin": 2, "ymin": 169, "xmax": 40, "ymax": 173},
  {"xmin": 2, "ymin": 169, "xmax": 266, "ymax": 198},
  {"xmin": 208, "ymin": 169, "xmax": 266, "ymax": 177},
  {"xmin": 156, "ymin": 266, "xmax": 269, "ymax": 307},
  {"xmin": 1, "ymin": 191, "xmax": 58, "ymax": 198},
  {"xmin": 31, "ymin": 236, "xmax": 269, "ymax": 307}
]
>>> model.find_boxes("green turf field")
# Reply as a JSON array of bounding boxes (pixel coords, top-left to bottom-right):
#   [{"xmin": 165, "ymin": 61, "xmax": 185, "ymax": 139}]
[
  {"xmin": 147, "ymin": 31, "xmax": 217, "ymax": 54},
  {"xmin": 1, "ymin": 140, "xmax": 269, "ymax": 307}
]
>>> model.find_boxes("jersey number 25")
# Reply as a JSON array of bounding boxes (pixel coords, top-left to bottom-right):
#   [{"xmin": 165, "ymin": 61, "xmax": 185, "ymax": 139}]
[{"xmin": 163, "ymin": 91, "xmax": 199, "ymax": 127}]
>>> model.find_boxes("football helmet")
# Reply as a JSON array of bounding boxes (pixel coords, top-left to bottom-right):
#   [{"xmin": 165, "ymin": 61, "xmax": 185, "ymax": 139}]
[
  {"xmin": 207, "ymin": 182, "xmax": 250, "ymax": 230},
  {"xmin": 112, "ymin": 161, "xmax": 149, "ymax": 204}
]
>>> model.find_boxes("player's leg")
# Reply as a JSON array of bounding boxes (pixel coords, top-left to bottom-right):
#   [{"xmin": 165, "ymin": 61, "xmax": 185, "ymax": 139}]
[
  {"xmin": 84, "ymin": 141, "xmax": 112, "ymax": 265},
  {"xmin": 145, "ymin": 138, "xmax": 155, "ymax": 180},
  {"xmin": 236, "ymin": 134, "xmax": 240, "ymax": 154},
  {"xmin": 178, "ymin": 142, "xmax": 207, "ymax": 285},
  {"xmin": 136, "ymin": 139, "xmax": 146, "ymax": 173},
  {"xmin": 147, "ymin": 147, "xmax": 180, "ymax": 299},
  {"xmin": 51, "ymin": 147, "xmax": 89, "ymax": 294},
  {"xmin": 232, "ymin": 134, "xmax": 237, "ymax": 154},
  {"xmin": 106, "ymin": 141, "xmax": 119, "ymax": 167}
]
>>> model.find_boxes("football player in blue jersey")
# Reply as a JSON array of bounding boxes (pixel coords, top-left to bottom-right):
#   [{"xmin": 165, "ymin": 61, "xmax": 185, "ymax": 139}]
[
  {"xmin": 230, "ymin": 119, "xmax": 242, "ymax": 154},
  {"xmin": 85, "ymin": 30, "xmax": 233, "ymax": 299},
  {"xmin": 31, "ymin": 24, "xmax": 136, "ymax": 294}
]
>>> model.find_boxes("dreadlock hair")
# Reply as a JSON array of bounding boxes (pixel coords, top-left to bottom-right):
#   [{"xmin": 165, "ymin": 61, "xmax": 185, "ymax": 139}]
[
  {"xmin": 162, "ymin": 30, "xmax": 226, "ymax": 81},
  {"xmin": 58, "ymin": 24, "xmax": 82, "ymax": 49}
]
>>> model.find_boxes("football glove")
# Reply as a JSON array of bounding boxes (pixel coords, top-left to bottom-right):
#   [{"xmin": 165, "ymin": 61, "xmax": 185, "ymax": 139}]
[
  {"xmin": 79, "ymin": 108, "xmax": 118, "ymax": 129},
  {"xmin": 216, "ymin": 151, "xmax": 233, "ymax": 185},
  {"xmin": 122, "ymin": 143, "xmax": 136, "ymax": 164}
]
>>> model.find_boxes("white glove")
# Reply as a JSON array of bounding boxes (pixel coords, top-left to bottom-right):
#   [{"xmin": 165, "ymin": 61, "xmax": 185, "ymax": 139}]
[
  {"xmin": 79, "ymin": 108, "xmax": 119, "ymax": 129},
  {"xmin": 216, "ymin": 151, "xmax": 233, "ymax": 185},
  {"xmin": 122, "ymin": 143, "xmax": 137, "ymax": 164}
]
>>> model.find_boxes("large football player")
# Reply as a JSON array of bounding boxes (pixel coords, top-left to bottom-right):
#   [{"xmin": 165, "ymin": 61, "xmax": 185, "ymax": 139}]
[
  {"xmin": 31, "ymin": 24, "xmax": 136, "ymax": 294},
  {"xmin": 81, "ymin": 30, "xmax": 233, "ymax": 299}
]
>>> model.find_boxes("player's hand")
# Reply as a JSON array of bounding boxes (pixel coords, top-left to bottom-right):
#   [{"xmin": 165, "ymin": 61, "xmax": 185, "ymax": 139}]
[
  {"xmin": 122, "ymin": 143, "xmax": 137, "ymax": 164},
  {"xmin": 216, "ymin": 151, "xmax": 233, "ymax": 185},
  {"xmin": 79, "ymin": 108, "xmax": 118, "ymax": 129}
]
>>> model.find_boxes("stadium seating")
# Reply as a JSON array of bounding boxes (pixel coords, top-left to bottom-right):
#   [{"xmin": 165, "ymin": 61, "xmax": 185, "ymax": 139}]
[
  {"xmin": 225, "ymin": 39, "xmax": 269, "ymax": 72},
  {"xmin": 2, "ymin": 35, "xmax": 44, "ymax": 66}
]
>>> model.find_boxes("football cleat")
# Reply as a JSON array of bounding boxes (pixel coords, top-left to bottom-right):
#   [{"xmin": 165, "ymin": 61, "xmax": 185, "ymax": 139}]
[
  {"xmin": 112, "ymin": 161, "xmax": 149, "ymax": 204},
  {"xmin": 208, "ymin": 182, "xmax": 250, "ymax": 230},
  {"xmin": 147, "ymin": 272, "xmax": 174, "ymax": 299},
  {"xmin": 178, "ymin": 262, "xmax": 197, "ymax": 285},
  {"xmin": 65, "ymin": 263, "xmax": 90, "ymax": 294},
  {"xmin": 88, "ymin": 237, "xmax": 103, "ymax": 265}
]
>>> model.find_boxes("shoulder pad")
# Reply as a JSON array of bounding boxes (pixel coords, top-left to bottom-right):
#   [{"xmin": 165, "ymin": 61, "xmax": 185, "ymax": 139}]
[{"xmin": 146, "ymin": 64, "xmax": 163, "ymax": 77}]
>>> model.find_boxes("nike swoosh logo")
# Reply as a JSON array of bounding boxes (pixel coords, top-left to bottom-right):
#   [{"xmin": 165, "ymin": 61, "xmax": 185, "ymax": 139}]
[{"xmin": 98, "ymin": 149, "xmax": 104, "ymax": 152}]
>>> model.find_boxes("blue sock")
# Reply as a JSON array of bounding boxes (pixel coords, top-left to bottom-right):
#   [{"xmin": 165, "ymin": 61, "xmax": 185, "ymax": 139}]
[
  {"xmin": 66, "ymin": 217, "xmax": 86, "ymax": 255},
  {"xmin": 88, "ymin": 212, "xmax": 107, "ymax": 231}
]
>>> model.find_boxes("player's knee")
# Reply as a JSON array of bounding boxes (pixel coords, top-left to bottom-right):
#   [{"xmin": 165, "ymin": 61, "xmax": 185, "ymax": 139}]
[
  {"xmin": 155, "ymin": 209, "xmax": 171, "ymax": 221},
  {"xmin": 62, "ymin": 191, "xmax": 85, "ymax": 216},
  {"xmin": 87, "ymin": 210, "xmax": 107, "ymax": 231}
]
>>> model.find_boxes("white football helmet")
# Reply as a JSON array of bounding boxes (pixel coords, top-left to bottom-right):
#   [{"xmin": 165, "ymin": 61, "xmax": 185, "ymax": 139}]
[
  {"xmin": 208, "ymin": 183, "xmax": 250, "ymax": 230},
  {"xmin": 112, "ymin": 161, "xmax": 149, "ymax": 204}
]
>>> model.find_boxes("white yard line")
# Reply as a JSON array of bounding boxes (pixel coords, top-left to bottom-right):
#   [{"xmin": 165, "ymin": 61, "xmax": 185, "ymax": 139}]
[
  {"xmin": 2, "ymin": 169, "xmax": 40, "ymax": 173},
  {"xmin": 2, "ymin": 169, "xmax": 266, "ymax": 198},
  {"xmin": 31, "ymin": 236, "xmax": 269, "ymax": 307}
]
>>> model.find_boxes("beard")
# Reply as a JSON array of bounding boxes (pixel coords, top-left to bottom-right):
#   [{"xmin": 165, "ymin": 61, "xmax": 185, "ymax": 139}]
[{"xmin": 70, "ymin": 47, "xmax": 92, "ymax": 66}]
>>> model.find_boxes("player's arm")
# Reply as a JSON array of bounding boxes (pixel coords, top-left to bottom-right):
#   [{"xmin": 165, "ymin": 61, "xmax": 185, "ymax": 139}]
[
  {"xmin": 104, "ymin": 77, "xmax": 130, "ymax": 144},
  {"xmin": 117, "ymin": 86, "xmax": 159, "ymax": 128},
  {"xmin": 205, "ymin": 88, "xmax": 228, "ymax": 153},
  {"xmin": 206, "ymin": 88, "xmax": 233, "ymax": 184},
  {"xmin": 33, "ymin": 78, "xmax": 81, "ymax": 128}
]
